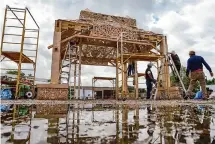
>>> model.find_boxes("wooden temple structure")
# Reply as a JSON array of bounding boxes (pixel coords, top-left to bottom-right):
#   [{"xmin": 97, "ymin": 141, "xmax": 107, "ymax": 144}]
[{"xmin": 37, "ymin": 9, "xmax": 182, "ymax": 100}]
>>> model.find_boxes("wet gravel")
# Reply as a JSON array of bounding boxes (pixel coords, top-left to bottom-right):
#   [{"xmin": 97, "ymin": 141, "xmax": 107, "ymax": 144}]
[{"xmin": 1, "ymin": 99, "xmax": 215, "ymax": 106}]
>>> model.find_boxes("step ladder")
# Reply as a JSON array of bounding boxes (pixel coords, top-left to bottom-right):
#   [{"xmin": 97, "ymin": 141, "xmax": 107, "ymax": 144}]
[{"xmin": 151, "ymin": 54, "xmax": 186, "ymax": 100}]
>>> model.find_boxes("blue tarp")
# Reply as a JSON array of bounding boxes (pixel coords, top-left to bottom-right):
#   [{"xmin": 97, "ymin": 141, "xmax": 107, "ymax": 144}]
[
  {"xmin": 0, "ymin": 88, "xmax": 12, "ymax": 100},
  {"xmin": 194, "ymin": 91, "xmax": 203, "ymax": 99},
  {"xmin": 0, "ymin": 104, "xmax": 11, "ymax": 112}
]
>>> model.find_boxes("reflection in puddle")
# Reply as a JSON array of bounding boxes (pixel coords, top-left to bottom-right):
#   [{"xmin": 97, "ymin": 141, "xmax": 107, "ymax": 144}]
[{"xmin": 1, "ymin": 104, "xmax": 215, "ymax": 144}]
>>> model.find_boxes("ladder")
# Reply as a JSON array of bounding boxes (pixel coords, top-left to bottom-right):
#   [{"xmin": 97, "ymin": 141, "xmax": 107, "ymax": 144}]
[
  {"xmin": 168, "ymin": 54, "xmax": 186, "ymax": 93},
  {"xmin": 151, "ymin": 54, "xmax": 186, "ymax": 100},
  {"xmin": 59, "ymin": 42, "xmax": 78, "ymax": 83}
]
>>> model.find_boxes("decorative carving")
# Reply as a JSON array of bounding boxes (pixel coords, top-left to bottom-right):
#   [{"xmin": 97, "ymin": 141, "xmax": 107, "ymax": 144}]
[
  {"xmin": 79, "ymin": 10, "xmax": 137, "ymax": 27},
  {"xmin": 37, "ymin": 88, "xmax": 68, "ymax": 100},
  {"xmin": 56, "ymin": 10, "xmax": 164, "ymax": 66}
]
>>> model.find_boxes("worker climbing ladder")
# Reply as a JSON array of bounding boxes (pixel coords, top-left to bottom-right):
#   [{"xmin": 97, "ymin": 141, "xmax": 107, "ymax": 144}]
[{"xmin": 151, "ymin": 54, "xmax": 186, "ymax": 100}]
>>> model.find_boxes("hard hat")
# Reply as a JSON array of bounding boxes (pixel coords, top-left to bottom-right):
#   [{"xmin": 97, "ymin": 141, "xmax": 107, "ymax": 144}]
[
  {"xmin": 171, "ymin": 50, "xmax": 176, "ymax": 55},
  {"xmin": 147, "ymin": 62, "xmax": 153, "ymax": 67}
]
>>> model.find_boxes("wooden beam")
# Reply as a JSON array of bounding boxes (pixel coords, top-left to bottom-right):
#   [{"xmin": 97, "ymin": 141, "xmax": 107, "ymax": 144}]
[
  {"xmin": 134, "ymin": 61, "xmax": 138, "ymax": 99},
  {"xmin": 93, "ymin": 77, "xmax": 116, "ymax": 80},
  {"xmin": 48, "ymin": 34, "xmax": 154, "ymax": 49},
  {"xmin": 78, "ymin": 42, "xmax": 82, "ymax": 99}
]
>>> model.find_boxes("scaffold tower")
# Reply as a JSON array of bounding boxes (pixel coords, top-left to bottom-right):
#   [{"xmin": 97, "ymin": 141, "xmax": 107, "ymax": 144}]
[{"xmin": 0, "ymin": 5, "xmax": 39, "ymax": 98}]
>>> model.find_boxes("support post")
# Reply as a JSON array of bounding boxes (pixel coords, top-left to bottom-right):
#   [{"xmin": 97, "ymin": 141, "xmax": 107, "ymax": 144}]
[
  {"xmin": 15, "ymin": 9, "xmax": 26, "ymax": 98},
  {"xmin": 160, "ymin": 36, "xmax": 170, "ymax": 97},
  {"xmin": 78, "ymin": 43, "xmax": 82, "ymax": 99},
  {"xmin": 116, "ymin": 39, "xmax": 119, "ymax": 100},
  {"xmin": 51, "ymin": 21, "xmax": 62, "ymax": 84},
  {"xmin": 134, "ymin": 61, "xmax": 138, "ymax": 99},
  {"xmin": 74, "ymin": 62, "xmax": 77, "ymax": 99},
  {"xmin": 0, "ymin": 7, "xmax": 7, "ymax": 55},
  {"xmin": 123, "ymin": 63, "xmax": 128, "ymax": 97},
  {"xmin": 92, "ymin": 78, "xmax": 94, "ymax": 99}
]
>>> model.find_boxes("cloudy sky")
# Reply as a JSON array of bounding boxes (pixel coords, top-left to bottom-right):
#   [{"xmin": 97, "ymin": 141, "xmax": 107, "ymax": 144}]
[{"xmin": 0, "ymin": 0, "xmax": 214, "ymax": 87}]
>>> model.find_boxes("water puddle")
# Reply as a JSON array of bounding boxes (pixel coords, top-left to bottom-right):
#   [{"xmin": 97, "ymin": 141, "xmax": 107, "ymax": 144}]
[{"xmin": 1, "ymin": 104, "xmax": 215, "ymax": 144}]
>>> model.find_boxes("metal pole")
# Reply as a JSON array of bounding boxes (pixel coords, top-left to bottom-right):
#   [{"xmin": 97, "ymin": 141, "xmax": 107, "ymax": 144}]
[
  {"xmin": 0, "ymin": 7, "xmax": 7, "ymax": 56},
  {"xmin": 15, "ymin": 9, "xmax": 27, "ymax": 98},
  {"xmin": 32, "ymin": 30, "xmax": 39, "ymax": 98}
]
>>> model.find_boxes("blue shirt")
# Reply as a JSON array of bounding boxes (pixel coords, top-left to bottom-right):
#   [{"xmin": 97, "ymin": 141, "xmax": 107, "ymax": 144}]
[{"xmin": 186, "ymin": 55, "xmax": 212, "ymax": 74}]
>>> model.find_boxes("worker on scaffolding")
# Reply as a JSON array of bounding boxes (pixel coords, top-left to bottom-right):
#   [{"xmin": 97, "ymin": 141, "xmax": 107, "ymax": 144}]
[
  {"xmin": 170, "ymin": 51, "xmax": 181, "ymax": 82},
  {"xmin": 145, "ymin": 63, "xmax": 156, "ymax": 99},
  {"xmin": 128, "ymin": 60, "xmax": 135, "ymax": 76}
]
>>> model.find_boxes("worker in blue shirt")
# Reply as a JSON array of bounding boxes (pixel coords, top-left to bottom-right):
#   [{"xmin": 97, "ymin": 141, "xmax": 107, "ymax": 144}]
[{"xmin": 186, "ymin": 51, "xmax": 214, "ymax": 99}]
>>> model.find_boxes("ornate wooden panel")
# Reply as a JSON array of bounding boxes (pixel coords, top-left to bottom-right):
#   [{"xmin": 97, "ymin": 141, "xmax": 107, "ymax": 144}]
[
  {"xmin": 79, "ymin": 10, "xmax": 136, "ymax": 27},
  {"xmin": 37, "ymin": 85, "xmax": 68, "ymax": 100}
]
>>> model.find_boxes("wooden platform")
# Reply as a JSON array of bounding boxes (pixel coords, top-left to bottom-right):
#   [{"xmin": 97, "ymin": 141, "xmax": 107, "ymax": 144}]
[{"xmin": 1, "ymin": 51, "xmax": 34, "ymax": 64}]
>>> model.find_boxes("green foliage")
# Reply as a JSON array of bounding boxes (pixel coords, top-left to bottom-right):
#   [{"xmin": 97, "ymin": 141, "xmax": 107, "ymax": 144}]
[
  {"xmin": 6, "ymin": 70, "xmax": 25, "ymax": 77},
  {"xmin": 207, "ymin": 78, "xmax": 215, "ymax": 85}
]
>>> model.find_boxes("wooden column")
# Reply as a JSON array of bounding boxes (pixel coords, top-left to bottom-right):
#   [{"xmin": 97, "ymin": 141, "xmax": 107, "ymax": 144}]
[
  {"xmin": 160, "ymin": 36, "xmax": 170, "ymax": 96},
  {"xmin": 134, "ymin": 61, "xmax": 138, "ymax": 99},
  {"xmin": 123, "ymin": 63, "xmax": 128, "ymax": 97},
  {"xmin": 51, "ymin": 21, "xmax": 61, "ymax": 84},
  {"xmin": 102, "ymin": 90, "xmax": 104, "ymax": 99},
  {"xmin": 92, "ymin": 78, "xmax": 94, "ymax": 99},
  {"xmin": 78, "ymin": 43, "xmax": 82, "ymax": 99},
  {"xmin": 122, "ymin": 105, "xmax": 128, "ymax": 143},
  {"xmin": 116, "ymin": 60, "xmax": 119, "ymax": 99},
  {"xmin": 73, "ymin": 62, "xmax": 77, "ymax": 99}
]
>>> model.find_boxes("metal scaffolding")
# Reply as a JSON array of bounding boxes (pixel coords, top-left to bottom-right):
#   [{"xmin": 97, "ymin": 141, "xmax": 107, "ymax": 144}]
[
  {"xmin": 0, "ymin": 5, "xmax": 39, "ymax": 98},
  {"xmin": 59, "ymin": 41, "xmax": 81, "ymax": 99},
  {"xmin": 92, "ymin": 77, "xmax": 116, "ymax": 99},
  {"xmin": 116, "ymin": 33, "xmax": 164, "ymax": 99}
]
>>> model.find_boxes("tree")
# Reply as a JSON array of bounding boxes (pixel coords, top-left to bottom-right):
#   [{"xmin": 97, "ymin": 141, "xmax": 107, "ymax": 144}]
[
  {"xmin": 6, "ymin": 70, "xmax": 25, "ymax": 77},
  {"xmin": 206, "ymin": 78, "xmax": 215, "ymax": 85}
]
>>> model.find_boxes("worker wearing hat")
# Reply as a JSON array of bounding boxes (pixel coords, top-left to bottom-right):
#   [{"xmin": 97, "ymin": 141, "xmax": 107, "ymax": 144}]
[
  {"xmin": 186, "ymin": 50, "xmax": 214, "ymax": 100},
  {"xmin": 145, "ymin": 62, "xmax": 156, "ymax": 99},
  {"xmin": 170, "ymin": 50, "xmax": 181, "ymax": 74}
]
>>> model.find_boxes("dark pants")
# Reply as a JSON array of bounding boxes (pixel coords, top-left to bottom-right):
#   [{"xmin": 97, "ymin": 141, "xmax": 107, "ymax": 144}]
[
  {"xmin": 128, "ymin": 65, "xmax": 132, "ymax": 76},
  {"xmin": 131, "ymin": 64, "xmax": 135, "ymax": 75},
  {"xmin": 175, "ymin": 64, "xmax": 181, "ymax": 82},
  {"xmin": 175, "ymin": 64, "xmax": 181, "ymax": 74},
  {"xmin": 146, "ymin": 81, "xmax": 152, "ymax": 99}
]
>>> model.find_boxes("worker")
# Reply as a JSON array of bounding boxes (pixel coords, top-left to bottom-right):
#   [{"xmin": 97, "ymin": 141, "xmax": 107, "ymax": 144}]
[
  {"xmin": 186, "ymin": 51, "xmax": 214, "ymax": 100},
  {"xmin": 131, "ymin": 61, "xmax": 135, "ymax": 75},
  {"xmin": 128, "ymin": 60, "xmax": 135, "ymax": 76},
  {"xmin": 170, "ymin": 50, "xmax": 181, "ymax": 74},
  {"xmin": 145, "ymin": 63, "xmax": 156, "ymax": 99}
]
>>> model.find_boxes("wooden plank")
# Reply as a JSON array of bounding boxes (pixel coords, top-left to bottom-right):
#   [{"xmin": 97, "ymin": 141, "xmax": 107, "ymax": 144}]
[{"xmin": 93, "ymin": 77, "xmax": 116, "ymax": 80}]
